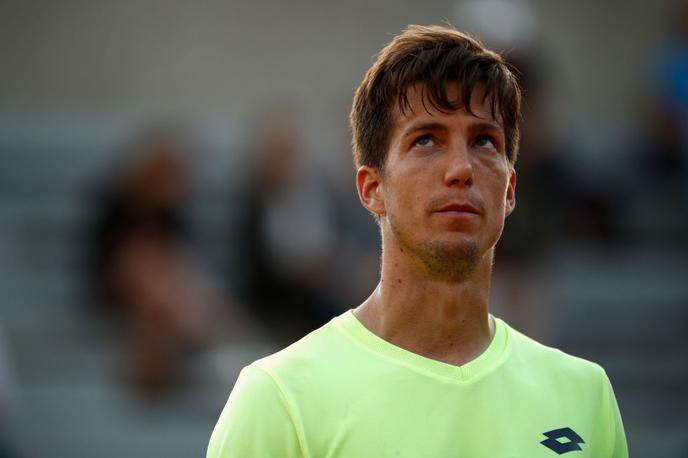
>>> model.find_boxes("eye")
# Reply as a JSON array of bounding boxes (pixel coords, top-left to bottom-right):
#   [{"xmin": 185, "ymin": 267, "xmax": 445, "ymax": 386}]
[
  {"xmin": 413, "ymin": 135, "xmax": 436, "ymax": 148},
  {"xmin": 475, "ymin": 135, "xmax": 497, "ymax": 150}
]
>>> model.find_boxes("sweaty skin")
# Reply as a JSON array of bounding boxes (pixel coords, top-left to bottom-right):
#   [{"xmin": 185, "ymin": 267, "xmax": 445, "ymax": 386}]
[{"xmin": 354, "ymin": 83, "xmax": 516, "ymax": 367}]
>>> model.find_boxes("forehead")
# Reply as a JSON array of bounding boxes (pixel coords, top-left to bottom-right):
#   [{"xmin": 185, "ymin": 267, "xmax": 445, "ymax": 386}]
[{"xmin": 392, "ymin": 82, "xmax": 503, "ymax": 127}]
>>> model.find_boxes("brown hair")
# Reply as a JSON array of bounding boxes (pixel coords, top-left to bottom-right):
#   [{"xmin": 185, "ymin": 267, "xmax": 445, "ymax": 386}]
[{"xmin": 350, "ymin": 25, "xmax": 522, "ymax": 172}]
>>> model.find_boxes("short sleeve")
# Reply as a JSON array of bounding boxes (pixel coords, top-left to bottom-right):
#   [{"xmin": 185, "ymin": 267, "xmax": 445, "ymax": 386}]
[
  {"xmin": 602, "ymin": 370, "xmax": 629, "ymax": 458},
  {"xmin": 207, "ymin": 364, "xmax": 304, "ymax": 458}
]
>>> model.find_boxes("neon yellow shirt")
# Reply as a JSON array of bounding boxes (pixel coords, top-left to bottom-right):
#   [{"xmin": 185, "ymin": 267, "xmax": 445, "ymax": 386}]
[{"xmin": 208, "ymin": 311, "xmax": 628, "ymax": 457}]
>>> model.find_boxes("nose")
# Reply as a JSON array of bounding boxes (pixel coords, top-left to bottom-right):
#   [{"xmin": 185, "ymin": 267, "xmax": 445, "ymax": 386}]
[{"xmin": 443, "ymin": 141, "xmax": 473, "ymax": 187}]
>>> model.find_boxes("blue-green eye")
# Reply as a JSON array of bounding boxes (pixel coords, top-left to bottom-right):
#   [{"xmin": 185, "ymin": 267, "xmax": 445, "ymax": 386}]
[
  {"xmin": 475, "ymin": 136, "xmax": 496, "ymax": 149},
  {"xmin": 414, "ymin": 135, "xmax": 435, "ymax": 147}
]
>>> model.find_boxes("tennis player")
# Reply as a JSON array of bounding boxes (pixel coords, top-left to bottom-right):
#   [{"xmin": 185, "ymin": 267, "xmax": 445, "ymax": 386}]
[{"xmin": 207, "ymin": 25, "xmax": 628, "ymax": 457}]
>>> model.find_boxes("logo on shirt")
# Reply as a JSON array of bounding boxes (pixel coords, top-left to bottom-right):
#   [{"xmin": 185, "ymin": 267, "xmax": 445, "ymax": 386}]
[{"xmin": 540, "ymin": 427, "xmax": 585, "ymax": 454}]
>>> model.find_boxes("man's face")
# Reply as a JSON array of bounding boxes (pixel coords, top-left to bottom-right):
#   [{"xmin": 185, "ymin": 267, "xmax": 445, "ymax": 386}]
[{"xmin": 357, "ymin": 83, "xmax": 516, "ymax": 279}]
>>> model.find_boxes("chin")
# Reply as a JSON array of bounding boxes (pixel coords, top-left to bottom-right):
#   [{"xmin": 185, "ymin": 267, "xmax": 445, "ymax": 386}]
[
  {"xmin": 429, "ymin": 237, "xmax": 480, "ymax": 261},
  {"xmin": 417, "ymin": 238, "xmax": 483, "ymax": 280}
]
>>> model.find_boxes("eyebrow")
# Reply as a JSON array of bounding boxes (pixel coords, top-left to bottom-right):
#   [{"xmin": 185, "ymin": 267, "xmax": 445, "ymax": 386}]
[
  {"xmin": 467, "ymin": 121, "xmax": 505, "ymax": 137},
  {"xmin": 400, "ymin": 122, "xmax": 448, "ymax": 139},
  {"xmin": 400, "ymin": 120, "xmax": 504, "ymax": 139}
]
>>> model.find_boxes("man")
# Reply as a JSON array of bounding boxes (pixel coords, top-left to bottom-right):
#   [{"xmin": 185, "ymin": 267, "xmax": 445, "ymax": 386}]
[{"xmin": 207, "ymin": 25, "xmax": 628, "ymax": 457}]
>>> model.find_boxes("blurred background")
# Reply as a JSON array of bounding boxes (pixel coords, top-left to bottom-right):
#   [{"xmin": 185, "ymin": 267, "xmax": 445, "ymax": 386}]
[{"xmin": 1, "ymin": 0, "xmax": 687, "ymax": 456}]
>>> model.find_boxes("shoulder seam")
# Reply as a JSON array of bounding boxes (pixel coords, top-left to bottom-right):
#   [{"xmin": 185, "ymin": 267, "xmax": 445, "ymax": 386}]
[{"xmin": 252, "ymin": 363, "xmax": 310, "ymax": 458}]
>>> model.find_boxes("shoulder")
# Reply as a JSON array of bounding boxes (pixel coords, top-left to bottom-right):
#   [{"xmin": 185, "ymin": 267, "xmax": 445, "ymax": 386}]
[
  {"xmin": 208, "ymin": 361, "xmax": 306, "ymax": 457},
  {"xmin": 503, "ymin": 320, "xmax": 609, "ymax": 387},
  {"xmin": 207, "ymin": 325, "xmax": 342, "ymax": 458},
  {"xmin": 251, "ymin": 316, "xmax": 348, "ymax": 382}
]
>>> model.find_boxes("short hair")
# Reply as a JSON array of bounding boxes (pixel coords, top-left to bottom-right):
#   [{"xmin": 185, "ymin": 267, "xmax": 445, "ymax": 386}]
[{"xmin": 350, "ymin": 25, "xmax": 522, "ymax": 172}]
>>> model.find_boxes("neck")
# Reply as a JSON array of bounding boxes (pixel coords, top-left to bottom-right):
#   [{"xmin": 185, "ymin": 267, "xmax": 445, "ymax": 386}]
[{"xmin": 354, "ymin": 236, "xmax": 495, "ymax": 367}]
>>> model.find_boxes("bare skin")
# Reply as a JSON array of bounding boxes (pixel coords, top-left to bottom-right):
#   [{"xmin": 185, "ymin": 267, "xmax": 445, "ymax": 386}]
[{"xmin": 354, "ymin": 83, "xmax": 516, "ymax": 367}]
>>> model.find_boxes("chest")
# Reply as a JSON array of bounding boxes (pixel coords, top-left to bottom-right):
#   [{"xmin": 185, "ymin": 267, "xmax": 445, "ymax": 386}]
[{"xmin": 301, "ymin": 382, "xmax": 606, "ymax": 457}]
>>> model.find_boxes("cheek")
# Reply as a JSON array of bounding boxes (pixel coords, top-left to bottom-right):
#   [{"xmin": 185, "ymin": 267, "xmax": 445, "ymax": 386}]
[
  {"xmin": 388, "ymin": 166, "xmax": 422, "ymax": 201},
  {"xmin": 480, "ymin": 160, "xmax": 511, "ymax": 195},
  {"xmin": 384, "ymin": 176, "xmax": 427, "ymax": 226},
  {"xmin": 479, "ymin": 170, "xmax": 511, "ymax": 219}
]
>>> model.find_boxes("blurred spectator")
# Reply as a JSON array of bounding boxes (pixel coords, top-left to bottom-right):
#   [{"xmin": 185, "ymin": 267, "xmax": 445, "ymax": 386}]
[
  {"xmin": 495, "ymin": 51, "xmax": 626, "ymax": 342},
  {"xmin": 654, "ymin": 3, "xmax": 688, "ymax": 139},
  {"xmin": 491, "ymin": 52, "xmax": 572, "ymax": 341},
  {"xmin": 635, "ymin": 106, "xmax": 688, "ymax": 191},
  {"xmin": 234, "ymin": 109, "xmax": 340, "ymax": 345},
  {"xmin": 624, "ymin": 2, "xmax": 688, "ymax": 243},
  {"xmin": 497, "ymin": 54, "xmax": 572, "ymax": 261},
  {"xmin": 89, "ymin": 133, "xmax": 224, "ymax": 398}
]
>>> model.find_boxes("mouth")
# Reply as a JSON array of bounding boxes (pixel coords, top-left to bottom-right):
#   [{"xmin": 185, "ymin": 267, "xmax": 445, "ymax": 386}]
[{"xmin": 435, "ymin": 203, "xmax": 480, "ymax": 216}]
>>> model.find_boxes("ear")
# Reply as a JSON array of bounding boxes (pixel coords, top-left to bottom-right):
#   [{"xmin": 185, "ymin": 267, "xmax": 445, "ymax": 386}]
[
  {"xmin": 504, "ymin": 168, "xmax": 516, "ymax": 218},
  {"xmin": 356, "ymin": 166, "xmax": 386, "ymax": 217}
]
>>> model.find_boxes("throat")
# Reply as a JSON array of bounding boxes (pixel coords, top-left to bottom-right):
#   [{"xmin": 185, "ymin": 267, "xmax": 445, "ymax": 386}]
[
  {"xmin": 355, "ymin": 284, "xmax": 495, "ymax": 368},
  {"xmin": 385, "ymin": 312, "xmax": 494, "ymax": 367}
]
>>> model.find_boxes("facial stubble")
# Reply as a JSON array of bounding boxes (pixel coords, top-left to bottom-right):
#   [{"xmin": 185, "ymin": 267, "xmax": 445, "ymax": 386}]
[{"xmin": 389, "ymin": 215, "xmax": 484, "ymax": 281}]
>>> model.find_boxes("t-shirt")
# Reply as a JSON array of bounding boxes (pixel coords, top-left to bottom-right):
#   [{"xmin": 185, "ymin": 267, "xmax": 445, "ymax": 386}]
[{"xmin": 207, "ymin": 310, "xmax": 628, "ymax": 457}]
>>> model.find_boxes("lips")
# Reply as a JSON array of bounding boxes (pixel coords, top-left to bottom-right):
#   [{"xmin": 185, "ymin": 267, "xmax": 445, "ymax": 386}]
[{"xmin": 436, "ymin": 203, "xmax": 480, "ymax": 214}]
